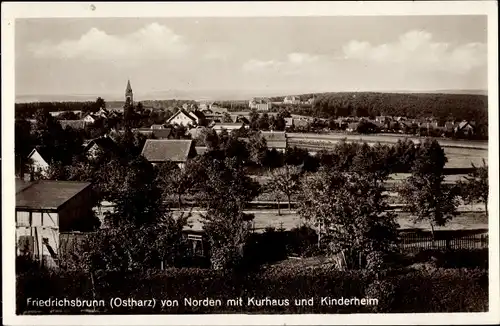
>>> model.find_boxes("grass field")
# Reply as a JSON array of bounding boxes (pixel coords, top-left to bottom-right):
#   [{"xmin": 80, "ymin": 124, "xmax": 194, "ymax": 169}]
[
  {"xmin": 180, "ymin": 210, "xmax": 488, "ymax": 233},
  {"xmin": 287, "ymin": 137, "xmax": 487, "ymax": 169},
  {"xmin": 287, "ymin": 132, "xmax": 488, "ymax": 149}
]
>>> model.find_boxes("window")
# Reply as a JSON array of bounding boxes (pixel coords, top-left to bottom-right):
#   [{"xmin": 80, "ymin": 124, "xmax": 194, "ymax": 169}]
[
  {"xmin": 32, "ymin": 212, "xmax": 43, "ymax": 226},
  {"xmin": 17, "ymin": 211, "xmax": 30, "ymax": 226}
]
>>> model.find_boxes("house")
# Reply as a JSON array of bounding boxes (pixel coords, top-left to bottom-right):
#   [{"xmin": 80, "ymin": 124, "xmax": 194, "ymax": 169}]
[
  {"xmin": 49, "ymin": 110, "xmax": 82, "ymax": 118},
  {"xmin": 59, "ymin": 120, "xmax": 87, "ymax": 130},
  {"xmin": 195, "ymin": 146, "xmax": 208, "ymax": 156},
  {"xmin": 283, "ymin": 96, "xmax": 300, "ymax": 105},
  {"xmin": 454, "ymin": 121, "xmax": 475, "ymax": 136},
  {"xmin": 167, "ymin": 109, "xmax": 205, "ymax": 127},
  {"xmin": 26, "ymin": 147, "xmax": 52, "ymax": 177},
  {"xmin": 94, "ymin": 108, "xmax": 109, "ymax": 119},
  {"xmin": 83, "ymin": 136, "xmax": 118, "ymax": 159},
  {"xmin": 141, "ymin": 139, "xmax": 196, "ymax": 168},
  {"xmin": 284, "ymin": 118, "xmax": 294, "ymax": 128},
  {"xmin": 15, "ymin": 179, "xmax": 94, "ymax": 268},
  {"xmin": 151, "ymin": 124, "xmax": 167, "ymax": 130},
  {"xmin": 292, "ymin": 119, "xmax": 309, "ymax": 129},
  {"xmin": 202, "ymin": 106, "xmax": 229, "ymax": 123},
  {"xmin": 260, "ymin": 131, "xmax": 287, "ymax": 152},
  {"xmin": 249, "ymin": 98, "xmax": 272, "ymax": 111},
  {"xmin": 444, "ymin": 121, "xmax": 457, "ymax": 132},
  {"xmin": 197, "ymin": 101, "xmax": 213, "ymax": 111},
  {"xmin": 346, "ymin": 122, "xmax": 359, "ymax": 132},
  {"xmin": 82, "ymin": 114, "xmax": 97, "ymax": 124},
  {"xmin": 212, "ymin": 122, "xmax": 247, "ymax": 133},
  {"xmin": 231, "ymin": 114, "xmax": 250, "ymax": 124}
]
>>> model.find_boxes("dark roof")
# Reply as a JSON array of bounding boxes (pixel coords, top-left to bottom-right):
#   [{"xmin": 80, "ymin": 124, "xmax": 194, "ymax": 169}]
[
  {"xmin": 84, "ymin": 136, "xmax": 118, "ymax": 152},
  {"xmin": 189, "ymin": 110, "xmax": 206, "ymax": 120},
  {"xmin": 141, "ymin": 139, "xmax": 193, "ymax": 163},
  {"xmin": 16, "ymin": 180, "xmax": 91, "ymax": 211},
  {"xmin": 126, "ymin": 80, "xmax": 132, "ymax": 93},
  {"xmin": 347, "ymin": 122, "xmax": 359, "ymax": 130},
  {"xmin": 213, "ymin": 122, "xmax": 245, "ymax": 129},
  {"xmin": 152, "ymin": 128, "xmax": 173, "ymax": 139},
  {"xmin": 261, "ymin": 131, "xmax": 286, "ymax": 142},
  {"xmin": 195, "ymin": 146, "xmax": 208, "ymax": 155},
  {"xmin": 231, "ymin": 115, "xmax": 250, "ymax": 124},
  {"xmin": 59, "ymin": 120, "xmax": 86, "ymax": 129}
]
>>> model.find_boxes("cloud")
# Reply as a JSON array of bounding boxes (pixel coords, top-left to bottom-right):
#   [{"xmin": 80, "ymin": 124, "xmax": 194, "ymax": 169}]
[
  {"xmin": 242, "ymin": 52, "xmax": 321, "ymax": 74},
  {"xmin": 342, "ymin": 30, "xmax": 486, "ymax": 74},
  {"xmin": 29, "ymin": 23, "xmax": 189, "ymax": 63}
]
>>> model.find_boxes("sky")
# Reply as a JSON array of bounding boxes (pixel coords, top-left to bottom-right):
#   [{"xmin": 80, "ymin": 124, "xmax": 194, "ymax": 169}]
[{"xmin": 15, "ymin": 16, "xmax": 488, "ymax": 101}]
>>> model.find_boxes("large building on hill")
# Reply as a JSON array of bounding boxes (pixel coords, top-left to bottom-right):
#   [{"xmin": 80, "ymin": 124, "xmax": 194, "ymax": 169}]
[{"xmin": 249, "ymin": 98, "xmax": 272, "ymax": 111}]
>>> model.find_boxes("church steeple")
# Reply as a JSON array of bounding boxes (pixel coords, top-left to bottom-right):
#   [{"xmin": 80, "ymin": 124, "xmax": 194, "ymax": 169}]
[{"xmin": 125, "ymin": 79, "xmax": 133, "ymax": 104}]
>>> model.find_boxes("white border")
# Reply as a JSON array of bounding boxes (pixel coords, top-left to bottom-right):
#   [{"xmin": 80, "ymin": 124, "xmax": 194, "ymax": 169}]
[{"xmin": 2, "ymin": 2, "xmax": 499, "ymax": 325}]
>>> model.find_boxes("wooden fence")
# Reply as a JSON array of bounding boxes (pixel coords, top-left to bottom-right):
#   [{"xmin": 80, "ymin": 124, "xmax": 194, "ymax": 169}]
[{"xmin": 400, "ymin": 232, "xmax": 488, "ymax": 252}]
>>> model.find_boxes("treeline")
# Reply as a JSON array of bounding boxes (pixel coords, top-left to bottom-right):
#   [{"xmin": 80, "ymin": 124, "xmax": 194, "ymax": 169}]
[
  {"xmin": 14, "ymin": 98, "xmax": 197, "ymax": 119},
  {"xmin": 15, "ymin": 101, "xmax": 101, "ymax": 119},
  {"xmin": 309, "ymin": 92, "xmax": 487, "ymax": 121}
]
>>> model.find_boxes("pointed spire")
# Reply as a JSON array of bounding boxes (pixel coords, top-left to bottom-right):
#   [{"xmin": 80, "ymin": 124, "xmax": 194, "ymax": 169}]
[{"xmin": 126, "ymin": 79, "xmax": 132, "ymax": 93}]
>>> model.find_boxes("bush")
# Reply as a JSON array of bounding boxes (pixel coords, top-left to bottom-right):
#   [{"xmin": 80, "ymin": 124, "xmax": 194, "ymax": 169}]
[{"xmin": 16, "ymin": 266, "xmax": 487, "ymax": 314}]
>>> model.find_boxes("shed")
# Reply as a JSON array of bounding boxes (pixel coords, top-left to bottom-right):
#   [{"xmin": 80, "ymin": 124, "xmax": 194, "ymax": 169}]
[{"xmin": 15, "ymin": 179, "xmax": 94, "ymax": 267}]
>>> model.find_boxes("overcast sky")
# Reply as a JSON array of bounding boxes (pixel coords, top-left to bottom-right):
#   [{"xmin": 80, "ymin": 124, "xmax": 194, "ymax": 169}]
[{"xmin": 15, "ymin": 16, "xmax": 487, "ymax": 100}]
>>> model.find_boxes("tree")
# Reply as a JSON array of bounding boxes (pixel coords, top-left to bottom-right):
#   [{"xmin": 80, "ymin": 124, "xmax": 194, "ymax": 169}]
[
  {"xmin": 15, "ymin": 118, "xmax": 34, "ymax": 176},
  {"xmin": 398, "ymin": 139, "xmax": 458, "ymax": 240},
  {"xmin": 102, "ymin": 157, "xmax": 165, "ymax": 227},
  {"xmin": 198, "ymin": 157, "xmax": 260, "ymax": 270},
  {"xmin": 458, "ymin": 159, "xmax": 489, "ymax": 215},
  {"xmin": 249, "ymin": 109, "xmax": 259, "ymax": 129},
  {"xmin": 156, "ymin": 161, "xmax": 195, "ymax": 209},
  {"xmin": 63, "ymin": 212, "xmax": 189, "ymax": 300},
  {"xmin": 299, "ymin": 168, "xmax": 399, "ymax": 269},
  {"xmin": 95, "ymin": 97, "xmax": 106, "ymax": 111},
  {"xmin": 257, "ymin": 113, "xmax": 270, "ymax": 130},
  {"xmin": 195, "ymin": 127, "xmax": 219, "ymax": 150},
  {"xmin": 219, "ymin": 133, "xmax": 249, "ymax": 163},
  {"xmin": 247, "ymin": 132, "xmax": 268, "ymax": 167},
  {"xmin": 222, "ymin": 112, "xmax": 233, "ymax": 123},
  {"xmin": 267, "ymin": 165, "xmax": 302, "ymax": 211},
  {"xmin": 351, "ymin": 142, "xmax": 392, "ymax": 181},
  {"xmin": 356, "ymin": 120, "xmax": 378, "ymax": 134}
]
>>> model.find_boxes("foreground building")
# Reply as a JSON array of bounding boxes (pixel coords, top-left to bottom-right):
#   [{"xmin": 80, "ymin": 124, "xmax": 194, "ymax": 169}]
[{"xmin": 15, "ymin": 179, "xmax": 95, "ymax": 268}]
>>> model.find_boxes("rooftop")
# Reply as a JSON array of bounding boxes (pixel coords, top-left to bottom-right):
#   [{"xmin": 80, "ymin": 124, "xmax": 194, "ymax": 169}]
[
  {"xmin": 16, "ymin": 180, "xmax": 91, "ymax": 211},
  {"xmin": 141, "ymin": 139, "xmax": 194, "ymax": 163},
  {"xmin": 59, "ymin": 120, "xmax": 86, "ymax": 130}
]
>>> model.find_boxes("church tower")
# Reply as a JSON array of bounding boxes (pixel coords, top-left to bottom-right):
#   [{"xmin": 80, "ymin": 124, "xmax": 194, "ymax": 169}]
[{"xmin": 125, "ymin": 79, "xmax": 133, "ymax": 104}]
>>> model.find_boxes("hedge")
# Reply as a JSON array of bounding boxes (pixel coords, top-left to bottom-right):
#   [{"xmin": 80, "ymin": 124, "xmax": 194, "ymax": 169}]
[{"xmin": 17, "ymin": 266, "xmax": 487, "ymax": 314}]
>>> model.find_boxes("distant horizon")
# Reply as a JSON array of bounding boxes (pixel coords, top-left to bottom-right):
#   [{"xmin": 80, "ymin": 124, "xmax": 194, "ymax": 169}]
[{"xmin": 15, "ymin": 88, "xmax": 488, "ymax": 104}]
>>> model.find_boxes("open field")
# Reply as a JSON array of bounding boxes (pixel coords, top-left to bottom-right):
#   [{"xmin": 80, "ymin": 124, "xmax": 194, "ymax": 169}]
[
  {"xmin": 287, "ymin": 136, "xmax": 487, "ymax": 169},
  {"xmin": 179, "ymin": 210, "xmax": 487, "ymax": 233},
  {"xmin": 287, "ymin": 132, "xmax": 488, "ymax": 149}
]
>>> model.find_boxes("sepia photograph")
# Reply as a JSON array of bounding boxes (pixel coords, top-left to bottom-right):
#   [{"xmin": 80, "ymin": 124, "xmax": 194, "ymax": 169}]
[{"xmin": 2, "ymin": 2, "xmax": 499, "ymax": 325}]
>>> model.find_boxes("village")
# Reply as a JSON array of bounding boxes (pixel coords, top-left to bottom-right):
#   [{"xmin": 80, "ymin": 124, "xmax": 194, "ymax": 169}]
[
  {"xmin": 11, "ymin": 11, "xmax": 492, "ymax": 315},
  {"xmin": 15, "ymin": 80, "xmax": 489, "ymax": 304}
]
